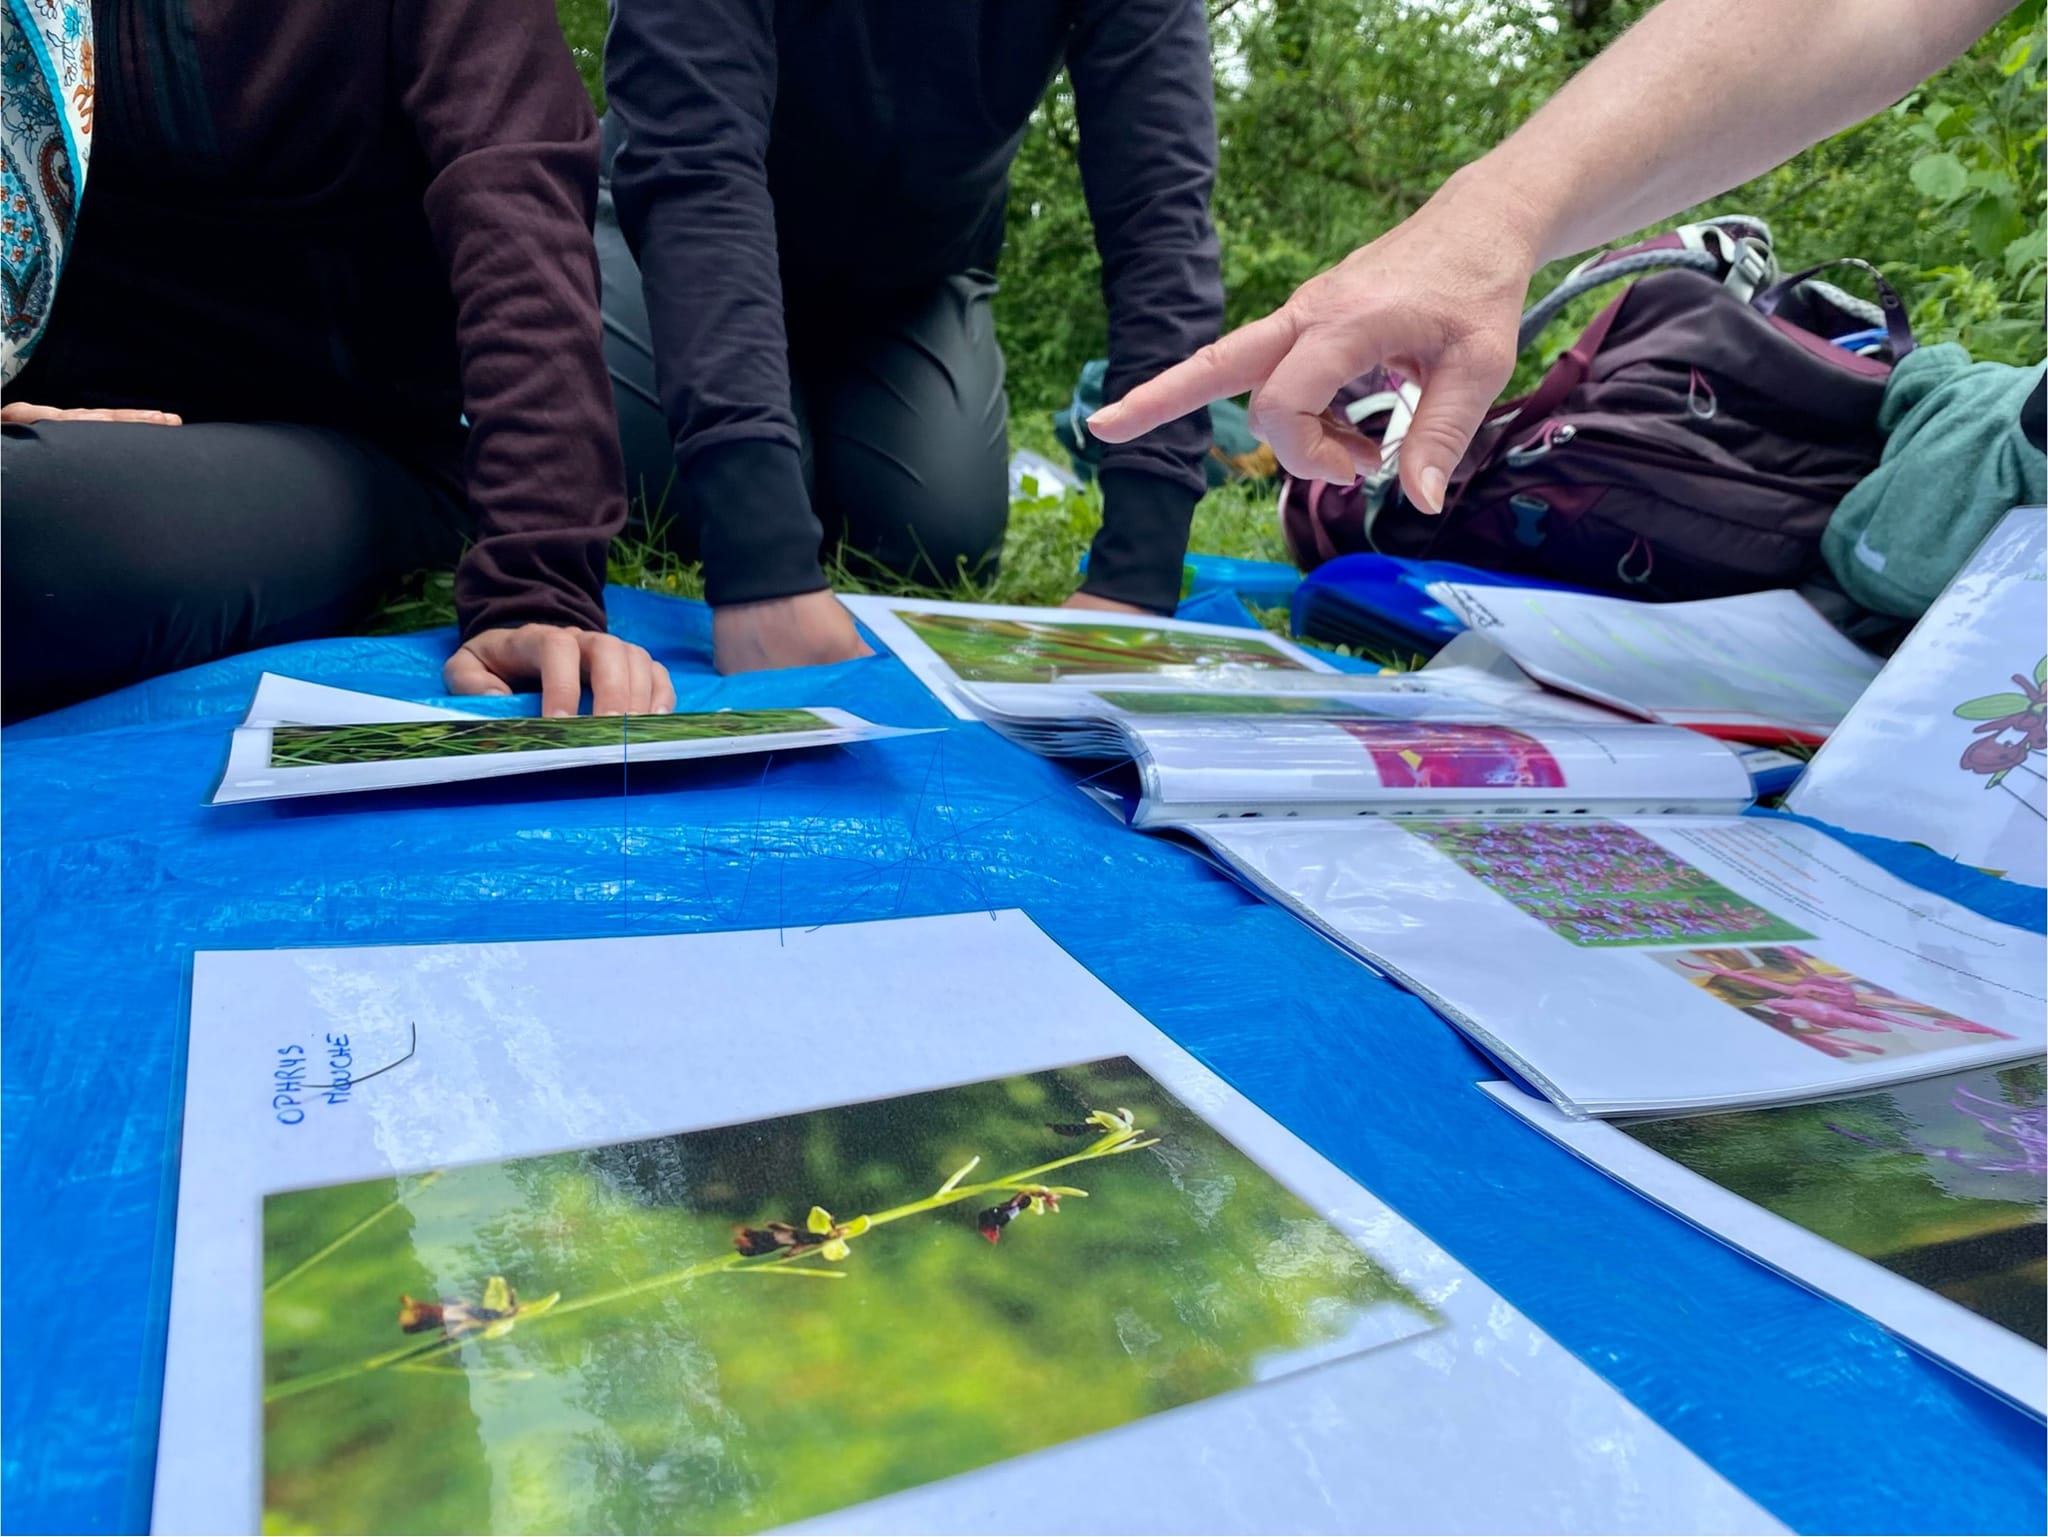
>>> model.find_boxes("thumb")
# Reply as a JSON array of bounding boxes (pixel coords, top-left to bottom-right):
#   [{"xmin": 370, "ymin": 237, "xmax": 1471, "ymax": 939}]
[
  {"xmin": 1396, "ymin": 351, "xmax": 1506, "ymax": 515},
  {"xmin": 444, "ymin": 644, "xmax": 515, "ymax": 696}
]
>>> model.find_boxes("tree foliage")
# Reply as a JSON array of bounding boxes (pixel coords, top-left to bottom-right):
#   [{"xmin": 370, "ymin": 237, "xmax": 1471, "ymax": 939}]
[{"xmin": 555, "ymin": 0, "xmax": 2043, "ymax": 405}]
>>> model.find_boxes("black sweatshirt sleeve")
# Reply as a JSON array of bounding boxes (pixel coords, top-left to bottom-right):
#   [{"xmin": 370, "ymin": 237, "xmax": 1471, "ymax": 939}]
[
  {"xmin": 1069, "ymin": 0, "xmax": 1224, "ymax": 613},
  {"xmin": 603, "ymin": 0, "xmax": 827, "ymax": 607}
]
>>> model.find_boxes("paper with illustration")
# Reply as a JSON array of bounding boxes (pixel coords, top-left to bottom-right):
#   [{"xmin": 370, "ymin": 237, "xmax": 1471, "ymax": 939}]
[
  {"xmin": 153, "ymin": 912, "xmax": 1773, "ymax": 1535},
  {"xmin": 1787, "ymin": 507, "xmax": 2047, "ymax": 886},
  {"xmin": 210, "ymin": 674, "xmax": 928, "ymax": 804},
  {"xmin": 840, "ymin": 595, "xmax": 1337, "ymax": 720},
  {"xmin": 1488, "ymin": 1060, "xmax": 2046, "ymax": 1418},
  {"xmin": 1428, "ymin": 585, "xmax": 1883, "ymax": 743},
  {"xmin": 1186, "ymin": 815, "xmax": 2045, "ymax": 1117}
]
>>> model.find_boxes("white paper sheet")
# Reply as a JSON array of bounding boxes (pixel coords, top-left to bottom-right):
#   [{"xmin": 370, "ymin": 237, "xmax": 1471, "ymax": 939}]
[
  {"xmin": 1485, "ymin": 1077, "xmax": 2047, "ymax": 1419},
  {"xmin": 840, "ymin": 596, "xmax": 1337, "ymax": 720},
  {"xmin": 209, "ymin": 675, "xmax": 930, "ymax": 804},
  {"xmin": 1427, "ymin": 586, "xmax": 1883, "ymax": 743},
  {"xmin": 1787, "ymin": 508, "xmax": 2048, "ymax": 886},
  {"xmin": 1186, "ymin": 816, "xmax": 2045, "ymax": 1116},
  {"xmin": 154, "ymin": 913, "xmax": 1775, "ymax": 1535}
]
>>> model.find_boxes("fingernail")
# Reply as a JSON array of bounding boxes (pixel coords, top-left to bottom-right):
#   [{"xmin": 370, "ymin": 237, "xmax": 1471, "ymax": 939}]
[
  {"xmin": 546, "ymin": 708, "xmax": 574, "ymax": 718},
  {"xmin": 1418, "ymin": 467, "xmax": 1447, "ymax": 515}
]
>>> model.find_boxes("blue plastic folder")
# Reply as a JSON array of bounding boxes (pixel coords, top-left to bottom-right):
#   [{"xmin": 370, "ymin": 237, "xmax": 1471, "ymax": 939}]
[{"xmin": 1292, "ymin": 552, "xmax": 1590, "ymax": 657}]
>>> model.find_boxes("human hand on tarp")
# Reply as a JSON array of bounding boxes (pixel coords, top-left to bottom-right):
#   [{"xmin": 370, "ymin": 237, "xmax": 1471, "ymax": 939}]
[
  {"xmin": 711, "ymin": 589, "xmax": 874, "ymax": 675},
  {"xmin": 445, "ymin": 623, "xmax": 677, "ymax": 717}
]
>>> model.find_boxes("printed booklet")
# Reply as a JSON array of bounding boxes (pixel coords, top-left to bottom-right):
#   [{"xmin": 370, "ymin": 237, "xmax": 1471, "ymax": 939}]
[
  {"xmin": 1785, "ymin": 507, "xmax": 2047, "ymax": 887},
  {"xmin": 209, "ymin": 675, "xmax": 928, "ymax": 804},
  {"xmin": 1181, "ymin": 814, "xmax": 2045, "ymax": 1119},
  {"xmin": 847, "ymin": 598, "xmax": 1772, "ymax": 825},
  {"xmin": 1487, "ymin": 1063, "xmax": 2046, "ymax": 1419},
  {"xmin": 151, "ymin": 912, "xmax": 1773, "ymax": 1535}
]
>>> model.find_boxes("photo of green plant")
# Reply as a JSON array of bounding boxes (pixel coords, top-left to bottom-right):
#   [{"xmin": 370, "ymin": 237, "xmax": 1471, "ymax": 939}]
[
  {"xmin": 897, "ymin": 609, "xmax": 1310, "ymax": 685},
  {"xmin": 260, "ymin": 1057, "xmax": 1437, "ymax": 1534},
  {"xmin": 1622, "ymin": 1062, "xmax": 2046, "ymax": 1344},
  {"xmin": 1091, "ymin": 689, "xmax": 1380, "ymax": 717},
  {"xmin": 268, "ymin": 710, "xmax": 829, "ymax": 767},
  {"xmin": 1407, "ymin": 820, "xmax": 1814, "ymax": 948}
]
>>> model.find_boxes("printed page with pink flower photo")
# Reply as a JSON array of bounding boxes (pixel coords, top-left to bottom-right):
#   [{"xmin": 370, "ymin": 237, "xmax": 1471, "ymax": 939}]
[
  {"xmin": 1183, "ymin": 815, "xmax": 2045, "ymax": 1118},
  {"xmin": 1786, "ymin": 507, "xmax": 2048, "ymax": 887}
]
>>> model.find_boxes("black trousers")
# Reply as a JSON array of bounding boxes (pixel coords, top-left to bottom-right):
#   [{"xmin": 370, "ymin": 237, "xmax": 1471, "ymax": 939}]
[
  {"xmin": 595, "ymin": 185, "xmax": 1012, "ymax": 587},
  {"xmin": 1, "ymin": 420, "xmax": 467, "ymax": 720}
]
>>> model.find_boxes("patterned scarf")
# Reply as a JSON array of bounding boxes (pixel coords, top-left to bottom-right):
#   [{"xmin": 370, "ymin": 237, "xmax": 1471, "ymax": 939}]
[{"xmin": 1, "ymin": 0, "xmax": 92, "ymax": 385}]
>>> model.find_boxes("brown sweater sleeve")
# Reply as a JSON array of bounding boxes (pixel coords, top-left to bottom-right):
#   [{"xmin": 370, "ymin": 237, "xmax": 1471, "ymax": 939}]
[{"xmin": 394, "ymin": 0, "xmax": 624, "ymax": 638}]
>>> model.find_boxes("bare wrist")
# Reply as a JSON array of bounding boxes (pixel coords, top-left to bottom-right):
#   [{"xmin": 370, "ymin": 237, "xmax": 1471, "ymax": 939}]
[{"xmin": 1431, "ymin": 161, "xmax": 1553, "ymax": 278}]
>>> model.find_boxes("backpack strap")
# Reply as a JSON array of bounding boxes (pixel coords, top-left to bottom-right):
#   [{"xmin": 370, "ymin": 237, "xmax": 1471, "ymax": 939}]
[
  {"xmin": 1515, "ymin": 216, "xmax": 1775, "ymax": 352},
  {"xmin": 1752, "ymin": 258, "xmax": 1916, "ymax": 360}
]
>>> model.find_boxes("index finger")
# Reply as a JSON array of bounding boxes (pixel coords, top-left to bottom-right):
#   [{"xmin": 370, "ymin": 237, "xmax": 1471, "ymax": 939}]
[
  {"xmin": 1085, "ymin": 308, "xmax": 1300, "ymax": 443},
  {"xmin": 539, "ymin": 630, "xmax": 584, "ymax": 717}
]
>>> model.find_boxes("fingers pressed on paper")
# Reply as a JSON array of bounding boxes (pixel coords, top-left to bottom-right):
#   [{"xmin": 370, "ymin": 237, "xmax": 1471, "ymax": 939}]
[
  {"xmin": 444, "ymin": 647, "xmax": 513, "ymax": 696},
  {"xmin": 538, "ymin": 630, "xmax": 584, "ymax": 717},
  {"xmin": 585, "ymin": 635, "xmax": 634, "ymax": 715},
  {"xmin": 651, "ymin": 661, "xmax": 677, "ymax": 715}
]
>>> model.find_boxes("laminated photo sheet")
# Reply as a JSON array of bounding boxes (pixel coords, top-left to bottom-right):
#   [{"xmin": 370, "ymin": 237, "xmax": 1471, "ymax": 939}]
[
  {"xmin": 1485, "ymin": 1070, "xmax": 2047, "ymax": 1419},
  {"xmin": 1787, "ymin": 508, "xmax": 2047, "ymax": 886},
  {"xmin": 154, "ymin": 912, "xmax": 1777, "ymax": 1536},
  {"xmin": 1183, "ymin": 816, "xmax": 2046, "ymax": 1117},
  {"xmin": 839, "ymin": 595, "xmax": 1338, "ymax": 721},
  {"xmin": 210, "ymin": 674, "xmax": 930, "ymax": 805},
  {"xmin": 1427, "ymin": 585, "xmax": 1884, "ymax": 743},
  {"xmin": 1125, "ymin": 717, "xmax": 1756, "ymax": 827},
  {"xmin": 958, "ymin": 666, "xmax": 1632, "ymax": 758}
]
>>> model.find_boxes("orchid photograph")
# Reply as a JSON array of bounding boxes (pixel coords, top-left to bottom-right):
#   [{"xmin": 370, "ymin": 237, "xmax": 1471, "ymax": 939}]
[
  {"xmin": 1623, "ymin": 1062, "xmax": 2047, "ymax": 1345},
  {"xmin": 1338, "ymin": 722, "xmax": 1566, "ymax": 791},
  {"xmin": 1406, "ymin": 820, "xmax": 1812, "ymax": 948},
  {"xmin": 258, "ymin": 1056, "xmax": 1436, "ymax": 1533},
  {"xmin": 1655, "ymin": 946, "xmax": 2014, "ymax": 1063}
]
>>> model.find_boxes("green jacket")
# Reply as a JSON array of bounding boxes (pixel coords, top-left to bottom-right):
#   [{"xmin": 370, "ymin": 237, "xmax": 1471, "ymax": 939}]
[{"xmin": 1824, "ymin": 343, "xmax": 2047, "ymax": 617}]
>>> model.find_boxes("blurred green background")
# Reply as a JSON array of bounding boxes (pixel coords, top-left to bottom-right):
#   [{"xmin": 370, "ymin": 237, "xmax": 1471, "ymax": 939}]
[
  {"xmin": 366, "ymin": 1, "xmax": 2043, "ymax": 632},
  {"xmin": 262, "ymin": 1058, "xmax": 1434, "ymax": 1534},
  {"xmin": 1624, "ymin": 1061, "xmax": 2047, "ymax": 1343}
]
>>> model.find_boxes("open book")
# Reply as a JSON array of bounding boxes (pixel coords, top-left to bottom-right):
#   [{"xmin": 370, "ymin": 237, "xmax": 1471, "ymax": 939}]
[
  {"xmin": 1785, "ymin": 507, "xmax": 2046, "ymax": 886},
  {"xmin": 850, "ymin": 597, "xmax": 1781, "ymax": 826},
  {"xmin": 210, "ymin": 675, "xmax": 928, "ymax": 804},
  {"xmin": 1185, "ymin": 813, "xmax": 2044, "ymax": 1119},
  {"xmin": 1426, "ymin": 584, "xmax": 1884, "ymax": 745}
]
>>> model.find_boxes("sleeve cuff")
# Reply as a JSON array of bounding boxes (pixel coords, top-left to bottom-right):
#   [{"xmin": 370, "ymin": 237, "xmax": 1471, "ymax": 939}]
[
  {"xmin": 688, "ymin": 439, "xmax": 830, "ymax": 607},
  {"xmin": 1080, "ymin": 470, "xmax": 1199, "ymax": 614}
]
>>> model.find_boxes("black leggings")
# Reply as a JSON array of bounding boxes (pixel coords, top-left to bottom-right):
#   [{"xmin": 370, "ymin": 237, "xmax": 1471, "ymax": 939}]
[
  {"xmin": 595, "ymin": 185, "xmax": 1011, "ymax": 587},
  {"xmin": 1, "ymin": 420, "xmax": 467, "ymax": 720}
]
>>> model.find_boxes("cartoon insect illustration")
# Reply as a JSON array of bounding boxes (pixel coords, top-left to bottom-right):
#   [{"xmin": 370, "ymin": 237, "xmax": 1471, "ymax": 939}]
[{"xmin": 1955, "ymin": 658, "xmax": 2046, "ymax": 822}]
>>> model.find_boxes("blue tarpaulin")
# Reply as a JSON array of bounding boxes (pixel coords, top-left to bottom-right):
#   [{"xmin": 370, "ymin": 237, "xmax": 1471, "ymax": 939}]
[{"xmin": 4, "ymin": 586, "xmax": 2044, "ymax": 1533}]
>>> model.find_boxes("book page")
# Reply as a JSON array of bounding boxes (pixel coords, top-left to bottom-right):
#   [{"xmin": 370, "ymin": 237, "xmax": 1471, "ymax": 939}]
[
  {"xmin": 841, "ymin": 595, "xmax": 1336, "ymax": 720},
  {"xmin": 153, "ymin": 913, "xmax": 1773, "ymax": 1536},
  {"xmin": 1428, "ymin": 586, "xmax": 1883, "ymax": 743},
  {"xmin": 1188, "ymin": 816, "xmax": 2045, "ymax": 1116},
  {"xmin": 1786, "ymin": 508, "xmax": 2047, "ymax": 885},
  {"xmin": 1127, "ymin": 718, "xmax": 1755, "ymax": 825}
]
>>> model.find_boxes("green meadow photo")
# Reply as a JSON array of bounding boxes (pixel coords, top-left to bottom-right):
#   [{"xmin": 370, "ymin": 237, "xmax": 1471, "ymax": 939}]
[
  {"xmin": 897, "ymin": 610, "xmax": 1310, "ymax": 685},
  {"xmin": 1093, "ymin": 689, "xmax": 1380, "ymax": 717},
  {"xmin": 1623, "ymin": 1062, "xmax": 2047, "ymax": 1343},
  {"xmin": 268, "ymin": 709, "xmax": 829, "ymax": 767},
  {"xmin": 260, "ymin": 1057, "xmax": 1437, "ymax": 1534}
]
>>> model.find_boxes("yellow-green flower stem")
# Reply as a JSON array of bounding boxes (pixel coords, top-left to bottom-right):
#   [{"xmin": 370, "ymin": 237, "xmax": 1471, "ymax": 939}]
[
  {"xmin": 264, "ymin": 1172, "xmax": 444, "ymax": 1298},
  {"xmin": 262, "ymin": 1121, "xmax": 1151, "ymax": 1404}
]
